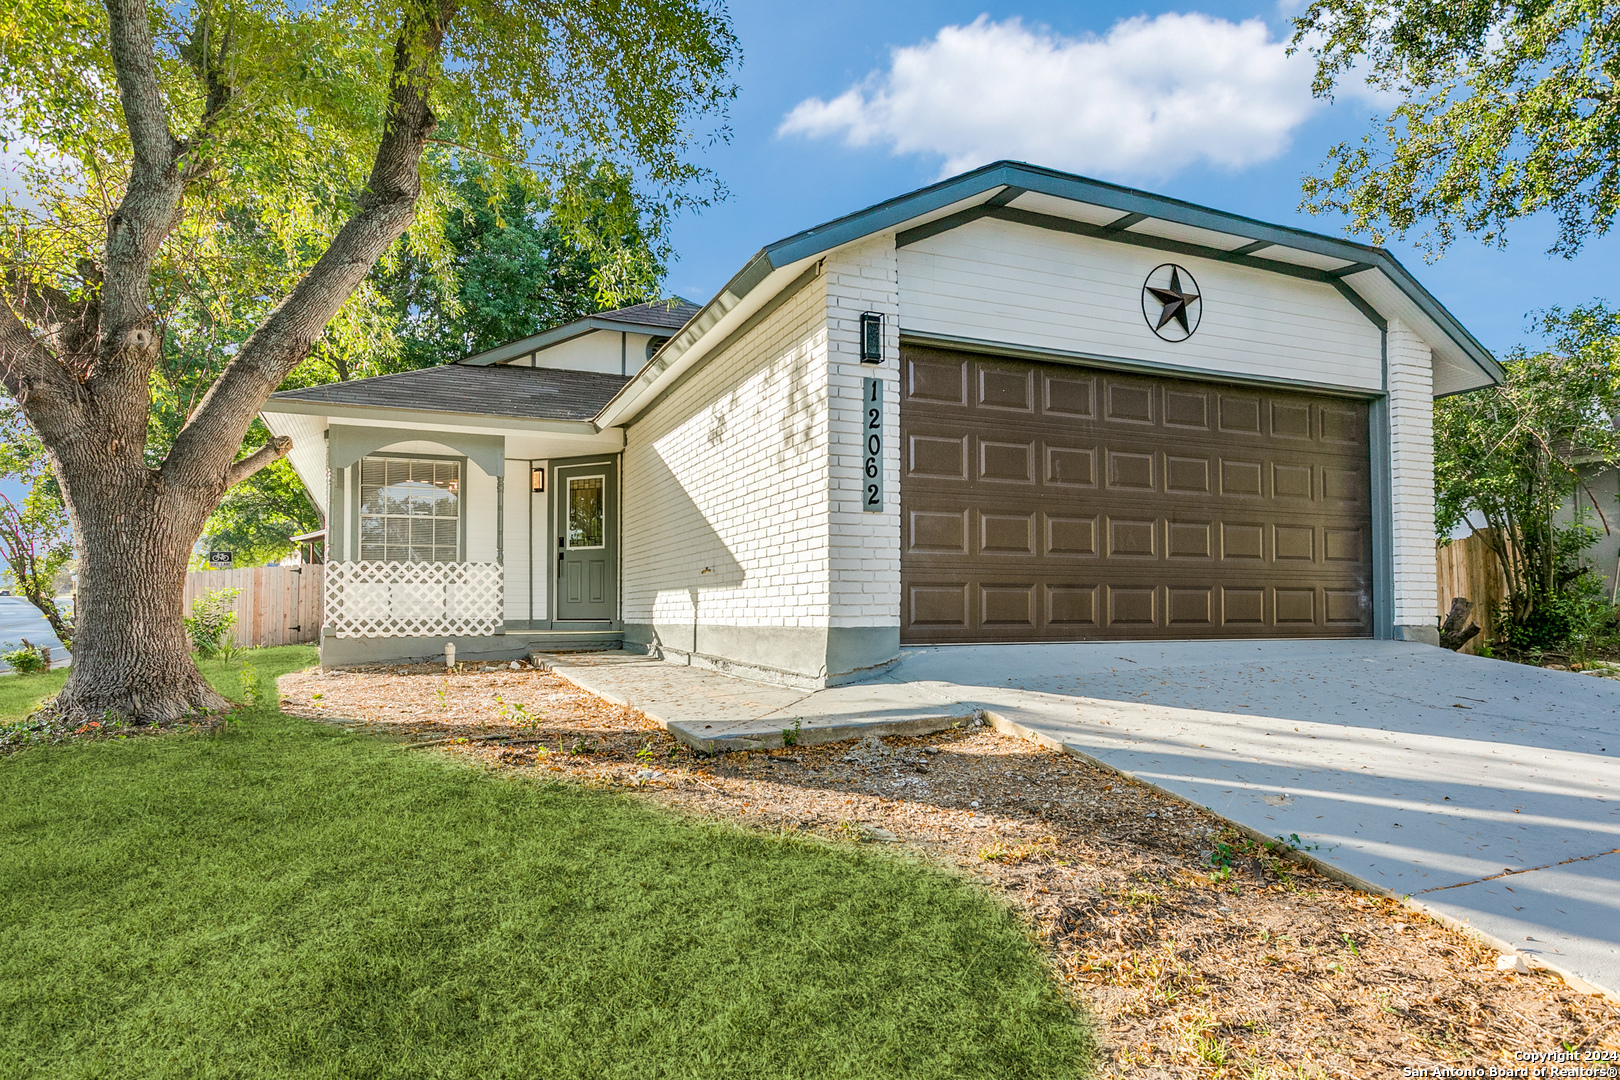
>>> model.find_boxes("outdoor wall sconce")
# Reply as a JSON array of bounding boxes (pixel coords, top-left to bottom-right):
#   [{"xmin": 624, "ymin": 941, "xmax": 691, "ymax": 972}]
[
  {"xmin": 859, "ymin": 311, "xmax": 884, "ymax": 363},
  {"xmin": 531, "ymin": 467, "xmax": 546, "ymax": 493}
]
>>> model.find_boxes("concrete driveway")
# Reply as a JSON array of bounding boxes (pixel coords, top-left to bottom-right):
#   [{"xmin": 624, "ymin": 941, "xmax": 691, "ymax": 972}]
[
  {"xmin": 548, "ymin": 639, "xmax": 1620, "ymax": 999},
  {"xmin": 882, "ymin": 641, "xmax": 1620, "ymax": 999}
]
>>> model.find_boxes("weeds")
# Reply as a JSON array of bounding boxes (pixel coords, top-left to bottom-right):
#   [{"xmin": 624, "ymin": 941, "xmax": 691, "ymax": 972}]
[
  {"xmin": 1178, "ymin": 1011, "xmax": 1228, "ymax": 1067},
  {"xmin": 978, "ymin": 838, "xmax": 1054, "ymax": 863}
]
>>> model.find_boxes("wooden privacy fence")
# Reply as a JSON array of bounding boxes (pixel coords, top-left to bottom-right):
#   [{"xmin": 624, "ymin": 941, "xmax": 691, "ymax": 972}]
[
  {"xmin": 1436, "ymin": 533, "xmax": 1509, "ymax": 653},
  {"xmin": 183, "ymin": 564, "xmax": 324, "ymax": 648}
]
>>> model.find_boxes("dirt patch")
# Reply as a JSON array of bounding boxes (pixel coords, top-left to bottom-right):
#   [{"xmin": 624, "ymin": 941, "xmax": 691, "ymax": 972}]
[{"xmin": 281, "ymin": 663, "xmax": 1620, "ymax": 1076}]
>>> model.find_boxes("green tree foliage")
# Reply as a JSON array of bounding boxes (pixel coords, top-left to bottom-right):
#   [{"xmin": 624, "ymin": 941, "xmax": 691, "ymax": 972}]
[
  {"xmin": 1291, "ymin": 0, "xmax": 1620, "ymax": 256},
  {"xmin": 0, "ymin": 406, "xmax": 74, "ymax": 647},
  {"xmin": 195, "ymin": 458, "xmax": 317, "ymax": 568},
  {"xmin": 375, "ymin": 161, "xmax": 664, "ymax": 370},
  {"xmin": 1436, "ymin": 306, "xmax": 1620, "ymax": 646}
]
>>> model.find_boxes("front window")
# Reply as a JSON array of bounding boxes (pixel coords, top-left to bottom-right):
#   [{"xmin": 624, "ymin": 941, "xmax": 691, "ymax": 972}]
[
  {"xmin": 358, "ymin": 456, "xmax": 460, "ymax": 562},
  {"xmin": 567, "ymin": 476, "xmax": 605, "ymax": 549}
]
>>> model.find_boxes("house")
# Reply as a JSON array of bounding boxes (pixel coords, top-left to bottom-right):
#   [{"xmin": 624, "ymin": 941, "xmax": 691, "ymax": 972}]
[
  {"xmin": 260, "ymin": 160, "xmax": 1501, "ymax": 687},
  {"xmin": 1563, "ymin": 466, "xmax": 1620, "ymax": 598}
]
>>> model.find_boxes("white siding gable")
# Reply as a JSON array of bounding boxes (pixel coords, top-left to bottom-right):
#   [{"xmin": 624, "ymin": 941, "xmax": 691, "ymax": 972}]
[
  {"xmin": 898, "ymin": 217, "xmax": 1383, "ymax": 392},
  {"xmin": 503, "ymin": 328, "xmax": 656, "ymax": 376}
]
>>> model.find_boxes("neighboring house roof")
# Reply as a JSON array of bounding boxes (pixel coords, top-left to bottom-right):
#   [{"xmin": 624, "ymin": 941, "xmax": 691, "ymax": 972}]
[
  {"xmin": 268, "ymin": 364, "xmax": 630, "ymax": 422},
  {"xmin": 458, "ymin": 298, "xmax": 701, "ymax": 367},
  {"xmin": 597, "ymin": 160, "xmax": 1502, "ymax": 428}
]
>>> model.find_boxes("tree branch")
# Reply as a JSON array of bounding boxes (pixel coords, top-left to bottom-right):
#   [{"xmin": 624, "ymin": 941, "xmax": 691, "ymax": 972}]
[
  {"xmin": 0, "ymin": 299, "xmax": 85, "ymax": 440},
  {"xmin": 224, "ymin": 435, "xmax": 292, "ymax": 488},
  {"xmin": 177, "ymin": 4, "xmax": 238, "ymax": 183},
  {"xmin": 97, "ymin": 0, "xmax": 185, "ymax": 393},
  {"xmin": 163, "ymin": 4, "xmax": 454, "ymax": 490},
  {"xmin": 3, "ymin": 269, "xmax": 98, "ymax": 357}
]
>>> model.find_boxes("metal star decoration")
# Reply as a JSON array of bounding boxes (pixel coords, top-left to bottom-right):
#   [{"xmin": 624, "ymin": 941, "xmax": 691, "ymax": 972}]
[{"xmin": 1147, "ymin": 266, "xmax": 1200, "ymax": 334}]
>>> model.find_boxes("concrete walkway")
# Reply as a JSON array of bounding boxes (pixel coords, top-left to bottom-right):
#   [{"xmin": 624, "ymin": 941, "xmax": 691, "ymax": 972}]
[{"xmin": 543, "ymin": 641, "xmax": 1620, "ymax": 1000}]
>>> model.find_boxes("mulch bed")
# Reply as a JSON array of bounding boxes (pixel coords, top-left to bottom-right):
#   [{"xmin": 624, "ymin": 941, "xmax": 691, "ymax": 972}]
[{"xmin": 279, "ymin": 661, "xmax": 1620, "ymax": 1078}]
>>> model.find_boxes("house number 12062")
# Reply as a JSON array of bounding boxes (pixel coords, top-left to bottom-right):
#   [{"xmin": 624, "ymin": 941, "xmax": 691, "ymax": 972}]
[{"xmin": 862, "ymin": 377, "xmax": 884, "ymax": 512}]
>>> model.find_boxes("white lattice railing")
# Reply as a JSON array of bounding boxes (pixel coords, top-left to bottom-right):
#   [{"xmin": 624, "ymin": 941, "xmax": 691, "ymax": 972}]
[{"xmin": 325, "ymin": 561, "xmax": 503, "ymax": 638}]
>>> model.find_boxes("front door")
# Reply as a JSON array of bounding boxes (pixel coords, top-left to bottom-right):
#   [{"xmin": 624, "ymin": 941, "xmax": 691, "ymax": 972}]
[{"xmin": 553, "ymin": 459, "xmax": 617, "ymax": 623}]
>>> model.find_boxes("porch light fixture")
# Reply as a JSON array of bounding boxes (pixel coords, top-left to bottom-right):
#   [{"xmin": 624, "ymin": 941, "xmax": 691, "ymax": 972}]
[
  {"xmin": 859, "ymin": 311, "xmax": 884, "ymax": 363},
  {"xmin": 531, "ymin": 466, "xmax": 546, "ymax": 493}
]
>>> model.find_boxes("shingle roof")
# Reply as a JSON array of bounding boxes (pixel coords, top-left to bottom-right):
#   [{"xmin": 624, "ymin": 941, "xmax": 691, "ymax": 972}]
[
  {"xmin": 590, "ymin": 298, "xmax": 700, "ymax": 332},
  {"xmin": 457, "ymin": 298, "xmax": 701, "ymax": 366},
  {"xmin": 268, "ymin": 364, "xmax": 629, "ymax": 422}
]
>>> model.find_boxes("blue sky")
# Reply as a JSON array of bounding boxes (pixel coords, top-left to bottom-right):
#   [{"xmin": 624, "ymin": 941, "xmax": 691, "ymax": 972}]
[{"xmin": 659, "ymin": 0, "xmax": 1620, "ymax": 361}]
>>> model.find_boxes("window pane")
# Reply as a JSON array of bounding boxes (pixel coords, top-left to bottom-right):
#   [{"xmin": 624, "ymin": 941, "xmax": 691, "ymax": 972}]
[
  {"xmin": 355, "ymin": 456, "xmax": 461, "ymax": 563},
  {"xmin": 567, "ymin": 476, "xmax": 605, "ymax": 548}
]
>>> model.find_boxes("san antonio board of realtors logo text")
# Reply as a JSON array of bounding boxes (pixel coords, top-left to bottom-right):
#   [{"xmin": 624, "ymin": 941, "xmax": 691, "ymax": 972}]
[{"xmin": 1141, "ymin": 263, "xmax": 1201, "ymax": 342}]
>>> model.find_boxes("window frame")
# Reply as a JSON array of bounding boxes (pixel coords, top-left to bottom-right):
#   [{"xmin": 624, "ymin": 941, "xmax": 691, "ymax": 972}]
[{"xmin": 352, "ymin": 452, "xmax": 467, "ymax": 564}]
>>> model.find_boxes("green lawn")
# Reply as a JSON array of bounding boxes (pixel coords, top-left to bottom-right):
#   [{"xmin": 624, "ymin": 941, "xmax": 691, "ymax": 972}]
[
  {"xmin": 0, "ymin": 647, "xmax": 1093, "ymax": 1079},
  {"xmin": 0, "ymin": 664, "xmax": 70, "ymax": 721},
  {"xmin": 0, "ymin": 647, "xmax": 299, "ymax": 724}
]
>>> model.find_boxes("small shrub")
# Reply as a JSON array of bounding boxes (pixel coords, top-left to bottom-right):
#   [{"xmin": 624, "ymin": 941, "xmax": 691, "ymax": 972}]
[
  {"xmin": 2, "ymin": 640, "xmax": 47, "ymax": 675},
  {"xmin": 185, "ymin": 588, "xmax": 241, "ymax": 657},
  {"xmin": 238, "ymin": 663, "xmax": 262, "ymax": 707},
  {"xmin": 1492, "ymin": 566, "xmax": 1620, "ymax": 661}
]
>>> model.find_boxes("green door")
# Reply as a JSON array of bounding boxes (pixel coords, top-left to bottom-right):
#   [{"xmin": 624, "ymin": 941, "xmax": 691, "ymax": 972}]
[{"xmin": 553, "ymin": 459, "xmax": 617, "ymax": 624}]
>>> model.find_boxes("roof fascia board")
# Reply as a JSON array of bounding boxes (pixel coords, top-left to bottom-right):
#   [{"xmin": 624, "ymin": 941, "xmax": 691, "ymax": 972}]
[
  {"xmin": 1004, "ymin": 165, "xmax": 1500, "ymax": 383},
  {"xmin": 762, "ymin": 161, "xmax": 1020, "ymax": 266},
  {"xmin": 260, "ymin": 398, "xmax": 612, "ymax": 437},
  {"xmin": 594, "ymin": 257, "xmax": 814, "ymax": 429},
  {"xmin": 259, "ymin": 411, "xmax": 329, "ymax": 518}
]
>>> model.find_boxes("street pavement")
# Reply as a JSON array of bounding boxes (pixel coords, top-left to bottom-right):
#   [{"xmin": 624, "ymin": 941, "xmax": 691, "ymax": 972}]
[{"xmin": 0, "ymin": 595, "xmax": 69, "ymax": 671}]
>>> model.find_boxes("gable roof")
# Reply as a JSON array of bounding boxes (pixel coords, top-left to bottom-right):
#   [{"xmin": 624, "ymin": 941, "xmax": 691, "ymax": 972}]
[
  {"xmin": 267, "ymin": 364, "xmax": 630, "ymax": 422},
  {"xmin": 458, "ymin": 298, "xmax": 700, "ymax": 367},
  {"xmin": 597, "ymin": 160, "xmax": 1500, "ymax": 428}
]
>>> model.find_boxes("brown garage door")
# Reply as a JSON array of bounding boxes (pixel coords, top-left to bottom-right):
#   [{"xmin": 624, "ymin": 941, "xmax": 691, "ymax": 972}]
[{"xmin": 899, "ymin": 346, "xmax": 1374, "ymax": 643}]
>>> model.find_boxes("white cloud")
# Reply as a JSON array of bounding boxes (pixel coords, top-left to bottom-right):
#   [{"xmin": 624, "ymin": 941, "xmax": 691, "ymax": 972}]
[{"xmin": 778, "ymin": 14, "xmax": 1326, "ymax": 180}]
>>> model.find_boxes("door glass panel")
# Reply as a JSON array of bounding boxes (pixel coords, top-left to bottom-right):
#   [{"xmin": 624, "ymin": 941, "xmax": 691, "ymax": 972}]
[{"xmin": 567, "ymin": 476, "xmax": 605, "ymax": 549}]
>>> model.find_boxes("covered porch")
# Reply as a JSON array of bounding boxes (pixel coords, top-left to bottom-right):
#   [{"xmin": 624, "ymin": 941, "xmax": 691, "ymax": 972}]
[{"xmin": 261, "ymin": 364, "xmax": 630, "ymax": 666}]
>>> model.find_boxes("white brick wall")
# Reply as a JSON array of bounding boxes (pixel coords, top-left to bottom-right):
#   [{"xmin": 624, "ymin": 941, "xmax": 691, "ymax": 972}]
[
  {"xmin": 1387, "ymin": 319, "xmax": 1436, "ymax": 628},
  {"xmin": 621, "ymin": 272, "xmax": 832, "ymax": 630},
  {"xmin": 824, "ymin": 236, "xmax": 902, "ymax": 628}
]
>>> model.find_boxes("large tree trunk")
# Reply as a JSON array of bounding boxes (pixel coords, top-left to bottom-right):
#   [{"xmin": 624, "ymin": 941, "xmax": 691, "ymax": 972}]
[
  {"xmin": 56, "ymin": 476, "xmax": 226, "ymax": 722},
  {"xmin": 51, "ymin": 456, "xmax": 228, "ymax": 723}
]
